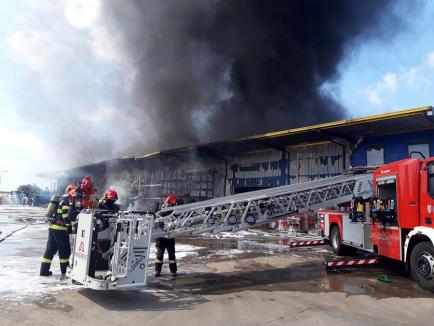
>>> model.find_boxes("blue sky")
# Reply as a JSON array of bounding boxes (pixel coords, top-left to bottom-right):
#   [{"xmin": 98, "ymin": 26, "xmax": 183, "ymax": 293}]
[
  {"xmin": 0, "ymin": 1, "xmax": 434, "ymax": 190},
  {"xmin": 336, "ymin": 1, "xmax": 434, "ymax": 116}
]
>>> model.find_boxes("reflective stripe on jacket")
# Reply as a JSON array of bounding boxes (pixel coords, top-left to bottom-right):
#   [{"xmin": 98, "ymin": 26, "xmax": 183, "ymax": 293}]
[{"xmin": 49, "ymin": 196, "xmax": 71, "ymax": 231}]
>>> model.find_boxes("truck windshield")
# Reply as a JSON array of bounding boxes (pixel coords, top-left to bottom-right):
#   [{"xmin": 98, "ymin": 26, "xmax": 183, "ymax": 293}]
[{"xmin": 375, "ymin": 179, "xmax": 398, "ymax": 227}]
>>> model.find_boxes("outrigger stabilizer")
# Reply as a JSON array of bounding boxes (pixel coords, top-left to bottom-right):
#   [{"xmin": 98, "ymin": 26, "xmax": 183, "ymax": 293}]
[{"xmin": 68, "ymin": 173, "xmax": 373, "ymax": 290}]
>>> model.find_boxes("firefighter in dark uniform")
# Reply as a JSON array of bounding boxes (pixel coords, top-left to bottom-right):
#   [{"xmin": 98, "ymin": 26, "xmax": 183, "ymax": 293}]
[
  {"xmin": 40, "ymin": 184, "xmax": 76, "ymax": 276},
  {"xmin": 98, "ymin": 189, "xmax": 120, "ymax": 211},
  {"xmin": 155, "ymin": 194, "xmax": 177, "ymax": 277}
]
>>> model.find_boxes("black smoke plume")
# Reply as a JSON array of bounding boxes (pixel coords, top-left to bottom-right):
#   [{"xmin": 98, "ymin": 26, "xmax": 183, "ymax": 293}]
[
  {"xmin": 11, "ymin": 0, "xmax": 407, "ymax": 171},
  {"xmin": 101, "ymin": 0, "xmax": 398, "ymax": 150}
]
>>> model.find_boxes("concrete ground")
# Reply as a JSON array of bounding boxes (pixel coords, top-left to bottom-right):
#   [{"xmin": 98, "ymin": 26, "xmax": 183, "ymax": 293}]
[{"xmin": 1, "ymin": 206, "xmax": 434, "ymax": 325}]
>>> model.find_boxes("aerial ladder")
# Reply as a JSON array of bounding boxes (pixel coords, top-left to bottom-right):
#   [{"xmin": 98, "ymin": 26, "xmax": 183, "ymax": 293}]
[{"xmin": 69, "ymin": 173, "xmax": 373, "ymax": 290}]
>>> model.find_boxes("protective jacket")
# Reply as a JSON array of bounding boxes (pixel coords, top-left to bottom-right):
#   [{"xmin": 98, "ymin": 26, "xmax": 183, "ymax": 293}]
[
  {"xmin": 49, "ymin": 195, "xmax": 73, "ymax": 231},
  {"xmin": 40, "ymin": 195, "xmax": 73, "ymax": 276}
]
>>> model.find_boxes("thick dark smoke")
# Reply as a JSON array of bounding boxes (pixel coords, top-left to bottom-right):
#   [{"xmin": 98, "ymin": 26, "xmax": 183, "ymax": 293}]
[
  {"xmin": 9, "ymin": 0, "xmax": 405, "ymax": 172},
  {"xmin": 101, "ymin": 0, "xmax": 397, "ymax": 150}
]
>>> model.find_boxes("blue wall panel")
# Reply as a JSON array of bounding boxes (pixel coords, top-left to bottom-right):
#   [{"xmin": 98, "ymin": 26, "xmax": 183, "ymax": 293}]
[
  {"xmin": 229, "ymin": 152, "xmax": 288, "ymax": 190},
  {"xmin": 351, "ymin": 130, "xmax": 434, "ymax": 167}
]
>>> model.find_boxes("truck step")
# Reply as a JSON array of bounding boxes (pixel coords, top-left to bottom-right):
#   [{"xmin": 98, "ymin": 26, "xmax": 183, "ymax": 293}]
[
  {"xmin": 289, "ymin": 239, "xmax": 325, "ymax": 247},
  {"xmin": 324, "ymin": 258, "xmax": 378, "ymax": 268}
]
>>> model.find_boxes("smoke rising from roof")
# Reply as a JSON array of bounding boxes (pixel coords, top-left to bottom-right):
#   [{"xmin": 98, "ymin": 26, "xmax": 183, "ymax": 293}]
[
  {"xmin": 100, "ymin": 0, "xmax": 398, "ymax": 150},
  {"xmin": 8, "ymin": 0, "xmax": 405, "ymax": 169}
]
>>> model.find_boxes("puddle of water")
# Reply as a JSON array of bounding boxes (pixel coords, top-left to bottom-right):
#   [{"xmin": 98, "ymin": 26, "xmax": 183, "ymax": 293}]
[
  {"xmin": 318, "ymin": 268, "xmax": 434, "ymax": 298},
  {"xmin": 157, "ymin": 253, "xmax": 434, "ymax": 300}
]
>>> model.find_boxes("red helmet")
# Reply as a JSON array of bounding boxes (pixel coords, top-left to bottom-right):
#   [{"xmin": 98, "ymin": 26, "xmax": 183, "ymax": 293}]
[
  {"xmin": 164, "ymin": 194, "xmax": 177, "ymax": 206},
  {"xmin": 104, "ymin": 189, "xmax": 118, "ymax": 201},
  {"xmin": 80, "ymin": 176, "xmax": 93, "ymax": 192}
]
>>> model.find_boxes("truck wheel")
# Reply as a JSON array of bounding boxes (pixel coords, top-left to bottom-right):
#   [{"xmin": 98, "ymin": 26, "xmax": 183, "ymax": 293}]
[
  {"xmin": 330, "ymin": 226, "xmax": 344, "ymax": 255},
  {"xmin": 410, "ymin": 241, "xmax": 434, "ymax": 291}
]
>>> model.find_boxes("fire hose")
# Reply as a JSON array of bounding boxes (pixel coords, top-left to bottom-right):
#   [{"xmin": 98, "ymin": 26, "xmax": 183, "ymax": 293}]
[
  {"xmin": 0, "ymin": 218, "xmax": 41, "ymax": 243},
  {"xmin": 0, "ymin": 224, "xmax": 29, "ymax": 243}
]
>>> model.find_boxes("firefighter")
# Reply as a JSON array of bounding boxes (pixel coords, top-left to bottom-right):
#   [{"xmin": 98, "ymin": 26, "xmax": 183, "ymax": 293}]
[
  {"xmin": 40, "ymin": 184, "xmax": 76, "ymax": 276},
  {"xmin": 350, "ymin": 196, "xmax": 365, "ymax": 222},
  {"xmin": 350, "ymin": 196, "xmax": 358, "ymax": 222},
  {"xmin": 355, "ymin": 197, "xmax": 365, "ymax": 222},
  {"xmin": 155, "ymin": 194, "xmax": 177, "ymax": 277},
  {"xmin": 75, "ymin": 176, "xmax": 97, "ymax": 209},
  {"xmin": 67, "ymin": 176, "xmax": 97, "ymax": 234},
  {"xmin": 98, "ymin": 189, "xmax": 120, "ymax": 211}
]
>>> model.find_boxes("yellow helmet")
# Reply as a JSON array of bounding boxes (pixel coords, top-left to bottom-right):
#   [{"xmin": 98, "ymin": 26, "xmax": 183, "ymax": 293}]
[{"xmin": 65, "ymin": 183, "xmax": 76, "ymax": 193}]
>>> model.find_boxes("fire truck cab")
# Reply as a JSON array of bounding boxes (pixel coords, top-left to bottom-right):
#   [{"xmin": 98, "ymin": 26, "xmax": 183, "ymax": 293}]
[{"xmin": 321, "ymin": 157, "xmax": 434, "ymax": 291}]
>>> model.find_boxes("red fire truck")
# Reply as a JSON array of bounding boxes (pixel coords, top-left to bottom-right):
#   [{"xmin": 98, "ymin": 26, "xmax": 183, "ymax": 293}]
[{"xmin": 321, "ymin": 157, "xmax": 434, "ymax": 291}]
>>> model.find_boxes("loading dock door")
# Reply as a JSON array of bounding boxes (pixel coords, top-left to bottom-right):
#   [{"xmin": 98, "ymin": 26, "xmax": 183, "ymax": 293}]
[{"xmin": 289, "ymin": 142, "xmax": 344, "ymax": 184}]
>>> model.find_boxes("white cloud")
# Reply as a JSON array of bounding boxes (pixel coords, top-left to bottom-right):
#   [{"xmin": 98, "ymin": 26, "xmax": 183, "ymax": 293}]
[
  {"xmin": 64, "ymin": 0, "xmax": 101, "ymax": 29},
  {"xmin": 7, "ymin": 0, "xmax": 127, "ymax": 73},
  {"xmin": 364, "ymin": 50, "xmax": 434, "ymax": 105},
  {"xmin": 63, "ymin": 0, "xmax": 125, "ymax": 62},
  {"xmin": 401, "ymin": 67, "xmax": 418, "ymax": 86},
  {"xmin": 426, "ymin": 51, "xmax": 434, "ymax": 69},
  {"xmin": 364, "ymin": 72, "xmax": 398, "ymax": 105},
  {"xmin": 364, "ymin": 88, "xmax": 381, "ymax": 105},
  {"xmin": 382, "ymin": 73, "xmax": 398, "ymax": 91}
]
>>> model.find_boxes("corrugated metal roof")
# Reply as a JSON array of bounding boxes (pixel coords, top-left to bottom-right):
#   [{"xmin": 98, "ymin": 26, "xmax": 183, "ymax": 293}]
[
  {"xmin": 64, "ymin": 105, "xmax": 434, "ymax": 172},
  {"xmin": 134, "ymin": 105, "xmax": 434, "ymax": 158},
  {"xmin": 240, "ymin": 105, "xmax": 433, "ymax": 141}
]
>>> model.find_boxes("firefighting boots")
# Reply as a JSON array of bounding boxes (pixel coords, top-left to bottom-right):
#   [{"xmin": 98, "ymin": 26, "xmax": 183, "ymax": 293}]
[
  {"xmin": 60, "ymin": 261, "xmax": 69, "ymax": 275},
  {"xmin": 40, "ymin": 261, "xmax": 53, "ymax": 276},
  {"xmin": 169, "ymin": 260, "xmax": 177, "ymax": 277},
  {"xmin": 155, "ymin": 260, "xmax": 163, "ymax": 277}
]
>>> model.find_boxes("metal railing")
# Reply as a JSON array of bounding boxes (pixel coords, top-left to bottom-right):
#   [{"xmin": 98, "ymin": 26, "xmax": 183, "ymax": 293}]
[{"xmin": 153, "ymin": 173, "xmax": 373, "ymax": 239}]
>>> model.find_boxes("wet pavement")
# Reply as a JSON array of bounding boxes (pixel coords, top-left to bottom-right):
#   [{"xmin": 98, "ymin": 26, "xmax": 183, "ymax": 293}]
[
  {"xmin": 157, "ymin": 237, "xmax": 434, "ymax": 300},
  {"xmin": 1, "ymin": 205, "xmax": 433, "ymax": 312}
]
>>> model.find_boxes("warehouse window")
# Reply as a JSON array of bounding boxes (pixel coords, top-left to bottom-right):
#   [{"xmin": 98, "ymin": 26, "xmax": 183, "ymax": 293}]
[
  {"xmin": 366, "ymin": 144, "xmax": 384, "ymax": 166},
  {"xmin": 408, "ymin": 140, "xmax": 430, "ymax": 159}
]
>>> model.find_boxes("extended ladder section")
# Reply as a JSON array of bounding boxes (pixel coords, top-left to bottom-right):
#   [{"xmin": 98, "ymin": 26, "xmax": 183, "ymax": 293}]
[
  {"xmin": 69, "ymin": 173, "xmax": 373, "ymax": 290},
  {"xmin": 153, "ymin": 173, "xmax": 373, "ymax": 239}
]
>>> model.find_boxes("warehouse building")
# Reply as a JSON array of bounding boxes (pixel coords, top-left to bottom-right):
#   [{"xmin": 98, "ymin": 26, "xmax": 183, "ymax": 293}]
[{"xmin": 56, "ymin": 106, "xmax": 434, "ymax": 210}]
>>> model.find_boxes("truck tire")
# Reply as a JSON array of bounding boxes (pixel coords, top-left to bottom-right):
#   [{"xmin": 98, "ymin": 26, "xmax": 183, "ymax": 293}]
[
  {"xmin": 330, "ymin": 226, "xmax": 344, "ymax": 255},
  {"xmin": 410, "ymin": 241, "xmax": 434, "ymax": 291},
  {"xmin": 330, "ymin": 226, "xmax": 357, "ymax": 256}
]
